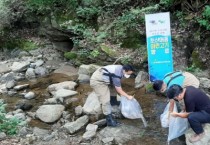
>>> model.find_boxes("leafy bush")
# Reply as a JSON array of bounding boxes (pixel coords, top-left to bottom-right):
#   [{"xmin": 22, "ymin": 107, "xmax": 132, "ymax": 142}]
[
  {"xmin": 0, "ymin": 38, "xmax": 38, "ymax": 50},
  {"xmin": 198, "ymin": 5, "xmax": 210, "ymax": 30},
  {"xmin": 0, "ymin": 102, "xmax": 22, "ymax": 135},
  {"xmin": 90, "ymin": 49, "xmax": 100, "ymax": 58}
]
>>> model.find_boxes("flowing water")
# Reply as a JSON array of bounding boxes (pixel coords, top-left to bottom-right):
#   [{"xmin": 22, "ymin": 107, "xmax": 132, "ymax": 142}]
[{"xmin": 0, "ymin": 73, "xmax": 186, "ymax": 145}]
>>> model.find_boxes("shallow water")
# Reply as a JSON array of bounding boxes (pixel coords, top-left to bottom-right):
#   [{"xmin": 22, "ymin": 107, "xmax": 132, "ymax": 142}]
[{"xmin": 0, "ymin": 73, "xmax": 186, "ymax": 145}]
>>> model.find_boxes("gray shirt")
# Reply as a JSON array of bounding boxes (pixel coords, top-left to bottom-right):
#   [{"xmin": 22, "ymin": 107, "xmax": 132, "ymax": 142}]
[{"xmin": 102, "ymin": 65, "xmax": 123, "ymax": 87}]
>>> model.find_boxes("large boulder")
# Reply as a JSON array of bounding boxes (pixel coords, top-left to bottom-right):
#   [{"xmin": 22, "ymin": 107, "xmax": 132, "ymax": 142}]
[
  {"xmin": 36, "ymin": 105, "xmax": 65, "ymax": 123},
  {"xmin": 83, "ymin": 92, "xmax": 102, "ymax": 115}
]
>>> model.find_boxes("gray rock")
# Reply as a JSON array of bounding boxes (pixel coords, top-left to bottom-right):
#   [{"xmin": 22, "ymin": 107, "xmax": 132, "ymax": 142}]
[
  {"xmin": 0, "ymin": 132, "xmax": 6, "ymax": 140},
  {"xmin": 0, "ymin": 64, "xmax": 11, "ymax": 73},
  {"xmin": 47, "ymin": 81, "xmax": 77, "ymax": 93},
  {"xmin": 75, "ymin": 105, "xmax": 83, "ymax": 116},
  {"xmin": 54, "ymin": 65, "xmax": 78, "ymax": 77},
  {"xmin": 98, "ymin": 124, "xmax": 144, "ymax": 144},
  {"xmin": 33, "ymin": 127, "xmax": 49, "ymax": 139},
  {"xmin": 83, "ymin": 92, "xmax": 102, "ymax": 115},
  {"xmin": 10, "ymin": 61, "xmax": 30, "ymax": 72},
  {"xmin": 36, "ymin": 105, "xmax": 65, "ymax": 123},
  {"xmin": 63, "ymin": 115, "xmax": 89, "ymax": 134},
  {"xmin": 53, "ymin": 89, "xmax": 78, "ymax": 98},
  {"xmin": 34, "ymin": 66, "xmax": 48, "ymax": 76},
  {"xmin": 6, "ymin": 80, "xmax": 16, "ymax": 89},
  {"xmin": 25, "ymin": 68, "xmax": 36, "ymax": 79},
  {"xmin": 135, "ymin": 71, "xmax": 149, "ymax": 89},
  {"xmin": 24, "ymin": 92, "xmax": 35, "ymax": 99},
  {"xmin": 14, "ymin": 84, "xmax": 29, "ymax": 91}
]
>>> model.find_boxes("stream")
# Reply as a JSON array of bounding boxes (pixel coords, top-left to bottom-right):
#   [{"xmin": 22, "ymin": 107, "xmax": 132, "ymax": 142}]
[{"xmin": 0, "ymin": 73, "xmax": 186, "ymax": 145}]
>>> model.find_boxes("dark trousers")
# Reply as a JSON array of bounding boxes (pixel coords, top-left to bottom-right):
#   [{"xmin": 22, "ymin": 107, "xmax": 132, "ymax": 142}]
[{"xmin": 188, "ymin": 110, "xmax": 210, "ymax": 134}]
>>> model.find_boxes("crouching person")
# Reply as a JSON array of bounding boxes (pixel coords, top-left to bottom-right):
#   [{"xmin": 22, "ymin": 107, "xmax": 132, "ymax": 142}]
[
  {"xmin": 167, "ymin": 84, "xmax": 210, "ymax": 143},
  {"xmin": 90, "ymin": 64, "xmax": 134, "ymax": 127}
]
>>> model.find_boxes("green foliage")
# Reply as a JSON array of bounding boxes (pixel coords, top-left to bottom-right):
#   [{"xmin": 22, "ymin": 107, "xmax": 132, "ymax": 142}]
[
  {"xmin": 0, "ymin": 38, "xmax": 38, "ymax": 50},
  {"xmin": 100, "ymin": 44, "xmax": 116, "ymax": 57},
  {"xmin": 175, "ymin": 11, "xmax": 186, "ymax": 27},
  {"xmin": 159, "ymin": 0, "xmax": 174, "ymax": 8},
  {"xmin": 77, "ymin": 49, "xmax": 90, "ymax": 59},
  {"xmin": 90, "ymin": 49, "xmax": 100, "ymax": 58},
  {"xmin": 121, "ymin": 55, "xmax": 132, "ymax": 64},
  {"xmin": 76, "ymin": 6, "xmax": 100, "ymax": 19},
  {"xmin": 0, "ymin": 102, "xmax": 22, "ymax": 135},
  {"xmin": 198, "ymin": 5, "xmax": 210, "ymax": 30},
  {"xmin": 64, "ymin": 52, "xmax": 77, "ymax": 60},
  {"xmin": 185, "ymin": 64, "xmax": 201, "ymax": 72}
]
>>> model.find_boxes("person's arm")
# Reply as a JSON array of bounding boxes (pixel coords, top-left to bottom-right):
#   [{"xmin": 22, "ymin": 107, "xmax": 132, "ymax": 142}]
[
  {"xmin": 169, "ymin": 99, "xmax": 175, "ymax": 112},
  {"xmin": 170, "ymin": 112, "xmax": 190, "ymax": 118},
  {"xmin": 115, "ymin": 86, "xmax": 133, "ymax": 100}
]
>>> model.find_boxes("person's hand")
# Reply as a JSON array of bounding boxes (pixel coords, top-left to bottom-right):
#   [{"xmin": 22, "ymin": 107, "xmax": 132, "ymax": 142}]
[
  {"xmin": 170, "ymin": 112, "xmax": 179, "ymax": 117},
  {"xmin": 127, "ymin": 95, "xmax": 133, "ymax": 100}
]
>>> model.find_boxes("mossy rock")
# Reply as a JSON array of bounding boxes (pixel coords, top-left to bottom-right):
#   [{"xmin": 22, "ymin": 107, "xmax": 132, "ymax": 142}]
[
  {"xmin": 191, "ymin": 50, "xmax": 205, "ymax": 69},
  {"xmin": 64, "ymin": 52, "xmax": 77, "ymax": 60},
  {"xmin": 100, "ymin": 44, "xmax": 117, "ymax": 57}
]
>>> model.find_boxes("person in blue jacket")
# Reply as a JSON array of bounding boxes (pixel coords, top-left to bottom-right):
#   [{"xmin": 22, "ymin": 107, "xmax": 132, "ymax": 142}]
[{"xmin": 153, "ymin": 71, "xmax": 199, "ymax": 112}]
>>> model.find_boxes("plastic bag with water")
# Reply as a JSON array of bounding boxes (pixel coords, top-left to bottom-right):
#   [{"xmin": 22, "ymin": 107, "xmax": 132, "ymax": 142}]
[
  {"xmin": 160, "ymin": 102, "xmax": 188, "ymax": 142},
  {"xmin": 120, "ymin": 96, "xmax": 147, "ymax": 127}
]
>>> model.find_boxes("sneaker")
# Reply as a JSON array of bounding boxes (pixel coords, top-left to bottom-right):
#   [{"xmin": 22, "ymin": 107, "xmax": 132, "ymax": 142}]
[{"xmin": 189, "ymin": 132, "xmax": 205, "ymax": 143}]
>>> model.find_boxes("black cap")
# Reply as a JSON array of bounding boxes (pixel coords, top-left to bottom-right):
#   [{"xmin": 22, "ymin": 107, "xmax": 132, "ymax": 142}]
[
  {"xmin": 167, "ymin": 84, "xmax": 183, "ymax": 99},
  {"xmin": 153, "ymin": 80, "xmax": 163, "ymax": 91}
]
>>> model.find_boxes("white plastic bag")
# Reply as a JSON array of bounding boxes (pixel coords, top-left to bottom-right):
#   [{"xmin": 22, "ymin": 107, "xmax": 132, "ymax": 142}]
[
  {"xmin": 160, "ymin": 102, "xmax": 177, "ymax": 128},
  {"xmin": 168, "ymin": 114, "xmax": 188, "ymax": 142},
  {"xmin": 160, "ymin": 102, "xmax": 188, "ymax": 142},
  {"xmin": 120, "ymin": 96, "xmax": 147, "ymax": 127}
]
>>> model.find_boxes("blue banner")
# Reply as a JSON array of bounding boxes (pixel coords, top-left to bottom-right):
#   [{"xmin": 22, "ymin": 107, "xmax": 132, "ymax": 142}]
[{"xmin": 145, "ymin": 12, "xmax": 173, "ymax": 81}]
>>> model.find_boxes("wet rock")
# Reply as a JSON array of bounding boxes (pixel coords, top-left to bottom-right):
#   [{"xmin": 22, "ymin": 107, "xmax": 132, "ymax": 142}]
[
  {"xmin": 44, "ymin": 98, "xmax": 63, "ymax": 104},
  {"xmin": 93, "ymin": 119, "xmax": 106, "ymax": 127},
  {"xmin": 53, "ymin": 89, "xmax": 78, "ymax": 98},
  {"xmin": 15, "ymin": 100, "xmax": 33, "ymax": 111},
  {"xmin": 47, "ymin": 81, "xmax": 77, "ymax": 93},
  {"xmin": 36, "ymin": 105, "xmax": 65, "ymax": 123},
  {"xmin": 14, "ymin": 84, "xmax": 29, "ymax": 91}
]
